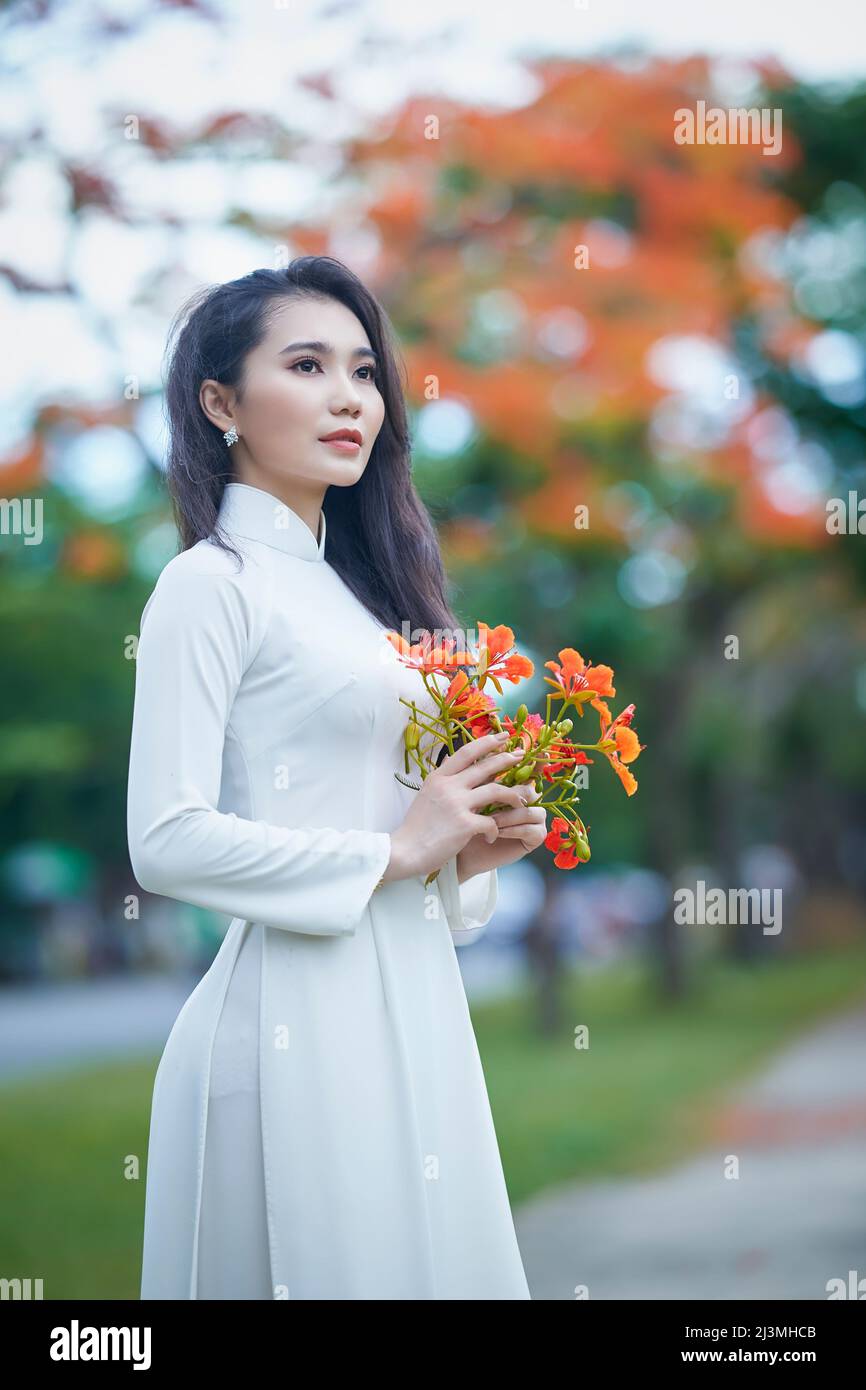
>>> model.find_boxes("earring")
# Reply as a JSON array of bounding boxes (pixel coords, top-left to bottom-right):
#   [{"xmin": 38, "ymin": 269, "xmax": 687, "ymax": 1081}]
[{"xmin": 223, "ymin": 425, "xmax": 239, "ymax": 447}]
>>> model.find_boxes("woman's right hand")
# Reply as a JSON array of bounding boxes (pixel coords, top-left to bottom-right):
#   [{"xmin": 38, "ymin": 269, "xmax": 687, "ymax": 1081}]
[{"xmin": 383, "ymin": 732, "xmax": 530, "ymax": 882}]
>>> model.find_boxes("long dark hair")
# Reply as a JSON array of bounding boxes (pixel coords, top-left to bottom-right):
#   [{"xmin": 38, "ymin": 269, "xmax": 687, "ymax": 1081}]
[{"xmin": 161, "ymin": 255, "xmax": 461, "ymax": 637}]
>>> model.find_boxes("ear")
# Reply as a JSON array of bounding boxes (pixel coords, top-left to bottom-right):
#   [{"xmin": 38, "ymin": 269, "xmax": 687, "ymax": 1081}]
[{"xmin": 199, "ymin": 378, "xmax": 237, "ymax": 434}]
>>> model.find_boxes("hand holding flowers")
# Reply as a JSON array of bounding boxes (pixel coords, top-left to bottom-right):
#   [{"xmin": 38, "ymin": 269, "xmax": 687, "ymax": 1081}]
[{"xmin": 385, "ymin": 622, "xmax": 644, "ymax": 885}]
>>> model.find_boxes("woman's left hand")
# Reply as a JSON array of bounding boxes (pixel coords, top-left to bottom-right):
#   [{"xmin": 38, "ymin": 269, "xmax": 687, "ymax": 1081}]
[{"xmin": 455, "ymin": 789, "xmax": 548, "ymax": 881}]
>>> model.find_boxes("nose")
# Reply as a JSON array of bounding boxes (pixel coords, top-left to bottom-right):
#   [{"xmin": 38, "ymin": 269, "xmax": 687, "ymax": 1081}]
[{"xmin": 329, "ymin": 370, "xmax": 363, "ymax": 414}]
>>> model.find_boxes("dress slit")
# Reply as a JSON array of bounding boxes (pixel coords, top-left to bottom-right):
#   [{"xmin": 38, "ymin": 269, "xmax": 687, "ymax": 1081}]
[{"xmin": 195, "ymin": 922, "xmax": 273, "ymax": 1299}]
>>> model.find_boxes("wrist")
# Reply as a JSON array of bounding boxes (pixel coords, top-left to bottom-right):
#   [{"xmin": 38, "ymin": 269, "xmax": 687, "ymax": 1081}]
[
  {"xmin": 455, "ymin": 846, "xmax": 466, "ymax": 885},
  {"xmin": 381, "ymin": 829, "xmax": 416, "ymax": 883}
]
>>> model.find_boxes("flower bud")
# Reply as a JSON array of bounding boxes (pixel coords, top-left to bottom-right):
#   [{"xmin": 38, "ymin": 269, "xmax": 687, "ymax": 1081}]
[
  {"xmin": 404, "ymin": 723, "xmax": 421, "ymax": 751},
  {"xmin": 515, "ymin": 704, "xmax": 528, "ymax": 728},
  {"xmin": 556, "ymin": 719, "xmax": 573, "ymax": 734},
  {"xmin": 514, "ymin": 764, "xmax": 536, "ymax": 784},
  {"xmin": 574, "ymin": 835, "xmax": 591, "ymax": 862}
]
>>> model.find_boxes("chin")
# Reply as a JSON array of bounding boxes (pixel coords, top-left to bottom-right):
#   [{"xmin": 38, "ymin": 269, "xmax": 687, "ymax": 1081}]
[{"xmin": 324, "ymin": 459, "xmax": 369, "ymax": 486}]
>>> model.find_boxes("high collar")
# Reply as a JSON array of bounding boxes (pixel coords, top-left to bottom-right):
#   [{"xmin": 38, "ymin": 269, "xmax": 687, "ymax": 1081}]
[{"xmin": 216, "ymin": 483, "xmax": 326, "ymax": 562}]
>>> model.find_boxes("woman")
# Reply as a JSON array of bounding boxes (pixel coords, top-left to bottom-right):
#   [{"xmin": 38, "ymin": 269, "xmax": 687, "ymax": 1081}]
[{"xmin": 127, "ymin": 256, "xmax": 545, "ymax": 1300}]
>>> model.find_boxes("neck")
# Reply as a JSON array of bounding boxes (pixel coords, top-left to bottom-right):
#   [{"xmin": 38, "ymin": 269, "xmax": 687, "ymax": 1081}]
[{"xmin": 232, "ymin": 466, "xmax": 325, "ymax": 544}]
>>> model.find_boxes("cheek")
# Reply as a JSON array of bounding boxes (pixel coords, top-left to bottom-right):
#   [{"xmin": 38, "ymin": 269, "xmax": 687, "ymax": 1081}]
[
  {"xmin": 370, "ymin": 391, "xmax": 386, "ymax": 433},
  {"xmin": 253, "ymin": 373, "xmax": 317, "ymax": 429}
]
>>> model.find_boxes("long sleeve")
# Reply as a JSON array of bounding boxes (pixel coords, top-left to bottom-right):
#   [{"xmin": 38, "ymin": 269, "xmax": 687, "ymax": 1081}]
[
  {"xmin": 126, "ymin": 557, "xmax": 392, "ymax": 937},
  {"xmin": 437, "ymin": 854, "xmax": 498, "ymax": 947}
]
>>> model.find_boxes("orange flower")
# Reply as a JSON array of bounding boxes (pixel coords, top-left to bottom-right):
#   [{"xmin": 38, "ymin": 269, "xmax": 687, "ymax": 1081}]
[
  {"xmin": 474, "ymin": 621, "xmax": 534, "ymax": 686},
  {"xmin": 544, "ymin": 648, "xmax": 616, "ymax": 710},
  {"xmin": 594, "ymin": 701, "xmax": 643, "ymax": 796},
  {"xmin": 502, "ymin": 710, "xmax": 544, "ymax": 747},
  {"xmin": 439, "ymin": 670, "xmax": 498, "ymax": 737},
  {"xmin": 541, "ymin": 739, "xmax": 593, "ymax": 781},
  {"xmin": 385, "ymin": 630, "xmax": 473, "ymax": 675},
  {"xmin": 544, "ymin": 815, "xmax": 591, "ymax": 869},
  {"xmin": 498, "ymin": 710, "xmax": 552, "ymax": 774},
  {"xmin": 592, "ymin": 697, "xmax": 613, "ymax": 725},
  {"xmin": 614, "ymin": 725, "xmax": 641, "ymax": 763}
]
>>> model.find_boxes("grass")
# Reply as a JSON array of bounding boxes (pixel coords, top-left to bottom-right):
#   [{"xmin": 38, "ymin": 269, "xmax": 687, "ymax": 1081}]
[
  {"xmin": 476, "ymin": 945, "xmax": 866, "ymax": 1205},
  {"xmin": 0, "ymin": 1058, "xmax": 156, "ymax": 1300},
  {"xmin": 1, "ymin": 946, "xmax": 865, "ymax": 1298}
]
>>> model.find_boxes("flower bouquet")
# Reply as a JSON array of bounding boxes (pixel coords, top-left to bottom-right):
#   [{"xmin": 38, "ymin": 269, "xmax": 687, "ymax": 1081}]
[{"xmin": 385, "ymin": 621, "xmax": 643, "ymax": 885}]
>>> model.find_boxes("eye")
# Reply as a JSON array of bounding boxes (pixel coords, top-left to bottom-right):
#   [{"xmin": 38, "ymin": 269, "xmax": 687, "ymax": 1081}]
[{"xmin": 290, "ymin": 357, "xmax": 378, "ymax": 382}]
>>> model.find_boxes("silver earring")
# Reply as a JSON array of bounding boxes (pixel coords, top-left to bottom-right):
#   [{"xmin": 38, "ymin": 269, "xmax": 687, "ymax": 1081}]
[{"xmin": 223, "ymin": 425, "xmax": 239, "ymax": 447}]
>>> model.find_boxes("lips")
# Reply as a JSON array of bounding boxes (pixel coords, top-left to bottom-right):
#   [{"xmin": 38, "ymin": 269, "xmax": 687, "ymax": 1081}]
[{"xmin": 319, "ymin": 429, "xmax": 362, "ymax": 445}]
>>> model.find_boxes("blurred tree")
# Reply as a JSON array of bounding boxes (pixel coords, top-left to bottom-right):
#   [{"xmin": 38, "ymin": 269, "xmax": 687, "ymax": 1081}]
[{"xmin": 1, "ymin": 34, "xmax": 864, "ymax": 1007}]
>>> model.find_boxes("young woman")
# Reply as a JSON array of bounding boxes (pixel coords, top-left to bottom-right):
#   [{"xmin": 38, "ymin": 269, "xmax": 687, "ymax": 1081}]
[{"xmin": 127, "ymin": 256, "xmax": 545, "ymax": 1300}]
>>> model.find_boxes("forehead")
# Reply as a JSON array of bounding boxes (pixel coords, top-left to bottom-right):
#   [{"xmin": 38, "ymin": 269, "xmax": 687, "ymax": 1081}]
[{"xmin": 259, "ymin": 295, "xmax": 371, "ymax": 351}]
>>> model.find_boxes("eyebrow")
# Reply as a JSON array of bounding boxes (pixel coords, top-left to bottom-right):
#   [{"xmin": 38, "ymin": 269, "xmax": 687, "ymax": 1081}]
[{"xmin": 278, "ymin": 339, "xmax": 379, "ymax": 366}]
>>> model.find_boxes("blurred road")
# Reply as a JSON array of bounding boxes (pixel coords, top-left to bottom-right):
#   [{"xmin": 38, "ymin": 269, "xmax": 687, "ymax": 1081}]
[
  {"xmin": 0, "ymin": 946, "xmax": 521, "ymax": 1083},
  {"xmin": 0, "ymin": 974, "xmax": 197, "ymax": 1082},
  {"xmin": 515, "ymin": 1000, "xmax": 866, "ymax": 1300}
]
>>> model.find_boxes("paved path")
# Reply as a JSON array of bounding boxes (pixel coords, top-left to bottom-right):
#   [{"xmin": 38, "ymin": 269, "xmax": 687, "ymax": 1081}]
[{"xmin": 514, "ymin": 1000, "xmax": 866, "ymax": 1300}]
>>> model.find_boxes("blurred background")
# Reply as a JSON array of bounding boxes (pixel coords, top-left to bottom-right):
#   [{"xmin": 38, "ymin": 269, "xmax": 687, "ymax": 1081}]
[{"xmin": 1, "ymin": 0, "xmax": 865, "ymax": 1300}]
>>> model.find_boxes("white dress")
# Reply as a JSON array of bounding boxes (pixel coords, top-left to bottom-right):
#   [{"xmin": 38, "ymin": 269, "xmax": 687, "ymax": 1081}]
[{"xmin": 127, "ymin": 481, "xmax": 530, "ymax": 1300}]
